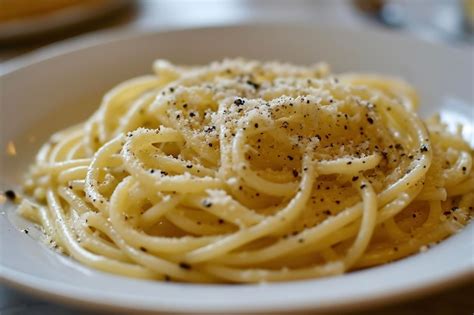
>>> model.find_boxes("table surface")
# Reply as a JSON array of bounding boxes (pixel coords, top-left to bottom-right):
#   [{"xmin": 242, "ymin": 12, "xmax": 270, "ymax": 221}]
[{"xmin": 1, "ymin": 1, "xmax": 473, "ymax": 314}]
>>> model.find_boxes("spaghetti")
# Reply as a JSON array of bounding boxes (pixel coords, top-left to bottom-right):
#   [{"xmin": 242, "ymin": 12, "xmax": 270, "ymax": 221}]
[{"xmin": 18, "ymin": 59, "xmax": 474, "ymax": 283}]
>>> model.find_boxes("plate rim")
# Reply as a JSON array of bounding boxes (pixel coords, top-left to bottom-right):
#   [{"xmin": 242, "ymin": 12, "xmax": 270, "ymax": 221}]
[{"xmin": 1, "ymin": 260, "xmax": 472, "ymax": 313}]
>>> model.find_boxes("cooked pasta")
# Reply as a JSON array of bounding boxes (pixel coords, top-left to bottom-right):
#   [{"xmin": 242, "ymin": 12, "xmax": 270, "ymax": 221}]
[{"xmin": 18, "ymin": 59, "xmax": 473, "ymax": 283}]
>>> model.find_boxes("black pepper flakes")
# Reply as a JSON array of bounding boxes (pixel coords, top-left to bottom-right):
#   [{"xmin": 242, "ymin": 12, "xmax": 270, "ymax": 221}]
[
  {"xmin": 234, "ymin": 98, "xmax": 245, "ymax": 106},
  {"xmin": 246, "ymin": 80, "xmax": 260, "ymax": 89},
  {"xmin": 5, "ymin": 190, "xmax": 16, "ymax": 201},
  {"xmin": 179, "ymin": 262, "xmax": 192, "ymax": 270},
  {"xmin": 202, "ymin": 200, "xmax": 212, "ymax": 208}
]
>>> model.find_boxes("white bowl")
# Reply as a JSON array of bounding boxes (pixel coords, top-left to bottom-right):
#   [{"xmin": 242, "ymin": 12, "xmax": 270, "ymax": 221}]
[{"xmin": 1, "ymin": 24, "xmax": 473, "ymax": 314}]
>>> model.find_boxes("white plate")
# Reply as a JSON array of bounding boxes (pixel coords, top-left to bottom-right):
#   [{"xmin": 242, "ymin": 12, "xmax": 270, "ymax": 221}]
[{"xmin": 0, "ymin": 24, "xmax": 473, "ymax": 314}]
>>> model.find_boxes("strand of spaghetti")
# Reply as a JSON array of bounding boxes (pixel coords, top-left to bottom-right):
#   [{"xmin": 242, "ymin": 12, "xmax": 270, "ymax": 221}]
[
  {"xmin": 377, "ymin": 184, "xmax": 423, "ymax": 222},
  {"xmin": 164, "ymin": 208, "xmax": 232, "ymax": 236},
  {"xmin": 108, "ymin": 176, "xmax": 222, "ymax": 254},
  {"xmin": 117, "ymin": 91, "xmax": 158, "ymax": 134},
  {"xmin": 57, "ymin": 166, "xmax": 88, "ymax": 184},
  {"xmin": 182, "ymin": 193, "xmax": 264, "ymax": 227},
  {"xmin": 35, "ymin": 141, "xmax": 53, "ymax": 164},
  {"xmin": 203, "ymin": 261, "xmax": 344, "ymax": 283},
  {"xmin": 383, "ymin": 217, "xmax": 408, "ymax": 241},
  {"xmin": 231, "ymin": 119, "xmax": 298, "ymax": 197},
  {"xmin": 295, "ymin": 184, "xmax": 422, "ymax": 258},
  {"xmin": 424, "ymin": 200, "xmax": 444, "ymax": 227},
  {"xmin": 85, "ymin": 212, "xmax": 217, "ymax": 282},
  {"xmin": 57, "ymin": 186, "xmax": 95, "ymax": 214},
  {"xmin": 35, "ymin": 159, "xmax": 91, "ymax": 175},
  {"xmin": 149, "ymin": 153, "xmax": 216, "ymax": 177},
  {"xmin": 139, "ymin": 194, "xmax": 182, "ymax": 229},
  {"xmin": 340, "ymin": 74, "xmax": 419, "ymax": 110},
  {"xmin": 83, "ymin": 117, "xmax": 100, "ymax": 156},
  {"xmin": 68, "ymin": 179, "xmax": 85, "ymax": 190},
  {"xmin": 443, "ymin": 151, "xmax": 472, "ymax": 187},
  {"xmin": 459, "ymin": 192, "xmax": 474, "ymax": 208},
  {"xmin": 76, "ymin": 214, "xmax": 132, "ymax": 262},
  {"xmin": 17, "ymin": 200, "xmax": 58, "ymax": 245},
  {"xmin": 85, "ymin": 135, "xmax": 124, "ymax": 214},
  {"xmin": 45, "ymin": 189, "xmax": 158, "ymax": 278},
  {"xmin": 214, "ymin": 181, "xmax": 422, "ymax": 266},
  {"xmin": 183, "ymin": 154, "xmax": 316, "ymax": 263},
  {"xmin": 429, "ymin": 129, "xmax": 472, "ymax": 151},
  {"xmin": 48, "ymin": 129, "xmax": 83, "ymax": 162},
  {"xmin": 121, "ymin": 128, "xmax": 223, "ymax": 193},
  {"xmin": 355, "ymin": 223, "xmax": 453, "ymax": 268},
  {"xmin": 447, "ymin": 177, "xmax": 474, "ymax": 196},
  {"xmin": 149, "ymin": 86, "xmax": 220, "ymax": 164},
  {"xmin": 98, "ymin": 76, "xmax": 159, "ymax": 141},
  {"xmin": 315, "ymin": 154, "xmax": 381, "ymax": 175},
  {"xmin": 343, "ymin": 178, "xmax": 378, "ymax": 268},
  {"xmin": 417, "ymin": 187, "xmax": 447, "ymax": 201}
]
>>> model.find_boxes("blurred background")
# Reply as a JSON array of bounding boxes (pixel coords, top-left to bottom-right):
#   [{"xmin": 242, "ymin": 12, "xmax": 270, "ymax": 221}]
[
  {"xmin": 0, "ymin": 0, "xmax": 473, "ymax": 62},
  {"xmin": 0, "ymin": 0, "xmax": 473, "ymax": 314}
]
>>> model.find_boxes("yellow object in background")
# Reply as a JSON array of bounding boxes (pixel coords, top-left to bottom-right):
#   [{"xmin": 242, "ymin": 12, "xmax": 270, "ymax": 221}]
[
  {"xmin": 0, "ymin": 0, "xmax": 107, "ymax": 22},
  {"xmin": 464, "ymin": 0, "xmax": 474, "ymax": 30}
]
